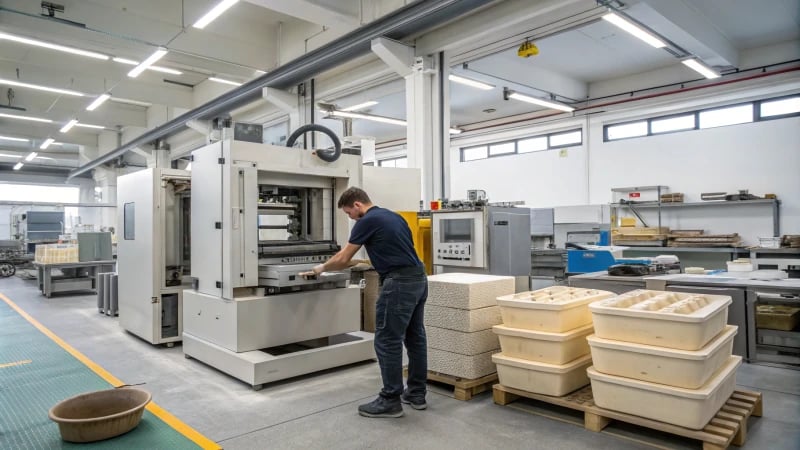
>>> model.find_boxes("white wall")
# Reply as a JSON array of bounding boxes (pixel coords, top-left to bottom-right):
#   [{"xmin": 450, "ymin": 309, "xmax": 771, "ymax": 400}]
[{"xmin": 449, "ymin": 80, "xmax": 800, "ymax": 246}]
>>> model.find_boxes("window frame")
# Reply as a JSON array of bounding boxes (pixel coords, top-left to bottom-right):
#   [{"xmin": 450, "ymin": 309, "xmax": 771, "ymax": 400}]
[{"xmin": 459, "ymin": 128, "xmax": 583, "ymax": 162}]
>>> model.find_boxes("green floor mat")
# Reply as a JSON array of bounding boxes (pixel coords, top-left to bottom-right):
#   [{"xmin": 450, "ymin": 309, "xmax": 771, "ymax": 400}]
[{"xmin": 0, "ymin": 295, "xmax": 213, "ymax": 449}]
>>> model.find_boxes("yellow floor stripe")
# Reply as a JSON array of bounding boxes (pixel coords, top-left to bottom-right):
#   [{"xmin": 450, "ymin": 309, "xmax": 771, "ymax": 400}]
[
  {"xmin": 0, "ymin": 292, "xmax": 221, "ymax": 450},
  {"xmin": 0, "ymin": 359, "xmax": 32, "ymax": 369}
]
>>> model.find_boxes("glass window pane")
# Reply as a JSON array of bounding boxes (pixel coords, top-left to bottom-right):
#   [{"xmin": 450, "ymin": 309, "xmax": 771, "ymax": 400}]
[
  {"xmin": 378, "ymin": 159, "xmax": 395, "ymax": 167},
  {"xmin": 518, "ymin": 136, "xmax": 548, "ymax": 153},
  {"xmin": 651, "ymin": 115, "xmax": 695, "ymax": 134},
  {"xmin": 394, "ymin": 157, "xmax": 408, "ymax": 168},
  {"xmin": 606, "ymin": 122, "xmax": 647, "ymax": 140},
  {"xmin": 462, "ymin": 146, "xmax": 488, "ymax": 161},
  {"xmin": 550, "ymin": 130, "xmax": 582, "ymax": 146},
  {"xmin": 699, "ymin": 104, "xmax": 753, "ymax": 129},
  {"xmin": 761, "ymin": 97, "xmax": 800, "ymax": 117},
  {"xmin": 489, "ymin": 142, "xmax": 515, "ymax": 156}
]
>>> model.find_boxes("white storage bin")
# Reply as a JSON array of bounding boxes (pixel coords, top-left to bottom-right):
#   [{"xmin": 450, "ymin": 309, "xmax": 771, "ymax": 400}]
[
  {"xmin": 588, "ymin": 356, "xmax": 741, "ymax": 430},
  {"xmin": 497, "ymin": 288, "xmax": 614, "ymax": 332},
  {"xmin": 587, "ymin": 325, "xmax": 737, "ymax": 389},
  {"xmin": 493, "ymin": 353, "xmax": 592, "ymax": 396},
  {"xmin": 493, "ymin": 324, "xmax": 593, "ymax": 364},
  {"xmin": 589, "ymin": 290, "xmax": 731, "ymax": 350}
]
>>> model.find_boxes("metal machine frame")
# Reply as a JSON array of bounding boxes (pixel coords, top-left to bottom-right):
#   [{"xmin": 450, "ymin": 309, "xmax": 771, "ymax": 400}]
[
  {"xmin": 182, "ymin": 137, "xmax": 374, "ymax": 389},
  {"xmin": 117, "ymin": 168, "xmax": 190, "ymax": 346}
]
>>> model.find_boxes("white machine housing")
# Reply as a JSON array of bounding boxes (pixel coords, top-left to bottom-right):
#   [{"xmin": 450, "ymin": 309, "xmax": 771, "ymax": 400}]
[
  {"xmin": 183, "ymin": 137, "xmax": 374, "ymax": 389},
  {"xmin": 117, "ymin": 168, "xmax": 190, "ymax": 345}
]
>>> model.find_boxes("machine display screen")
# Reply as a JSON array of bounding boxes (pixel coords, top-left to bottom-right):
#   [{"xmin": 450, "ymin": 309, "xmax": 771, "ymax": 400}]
[{"xmin": 441, "ymin": 218, "xmax": 473, "ymax": 242}]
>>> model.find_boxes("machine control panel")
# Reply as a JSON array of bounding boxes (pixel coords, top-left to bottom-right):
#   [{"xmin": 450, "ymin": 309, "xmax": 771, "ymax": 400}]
[{"xmin": 437, "ymin": 243, "xmax": 472, "ymax": 261}]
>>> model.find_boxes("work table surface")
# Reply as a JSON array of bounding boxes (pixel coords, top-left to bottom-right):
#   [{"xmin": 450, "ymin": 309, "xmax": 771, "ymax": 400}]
[{"xmin": 571, "ymin": 271, "xmax": 800, "ymax": 290}]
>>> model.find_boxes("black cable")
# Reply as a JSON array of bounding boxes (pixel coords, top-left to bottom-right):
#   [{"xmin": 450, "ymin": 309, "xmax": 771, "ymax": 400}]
[{"xmin": 286, "ymin": 124, "xmax": 342, "ymax": 163}]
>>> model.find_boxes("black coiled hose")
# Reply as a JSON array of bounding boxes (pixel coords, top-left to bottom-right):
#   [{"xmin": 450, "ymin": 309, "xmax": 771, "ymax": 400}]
[{"xmin": 285, "ymin": 124, "xmax": 342, "ymax": 163}]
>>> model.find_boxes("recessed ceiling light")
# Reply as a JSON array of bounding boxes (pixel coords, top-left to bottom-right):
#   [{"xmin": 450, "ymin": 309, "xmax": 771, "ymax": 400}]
[
  {"xmin": 449, "ymin": 74, "xmax": 494, "ymax": 90},
  {"xmin": 109, "ymin": 97, "xmax": 152, "ymax": 107},
  {"xmin": 24, "ymin": 151, "xmax": 38, "ymax": 161},
  {"xmin": 193, "ymin": 0, "xmax": 240, "ymax": 29},
  {"xmin": 325, "ymin": 109, "xmax": 462, "ymax": 134},
  {"xmin": 13, "ymin": 162, "xmax": 24, "ymax": 170},
  {"xmin": 75, "ymin": 123, "xmax": 106, "ymax": 129},
  {"xmin": 86, "ymin": 94, "xmax": 111, "ymax": 111},
  {"xmin": 128, "ymin": 48, "xmax": 168, "ymax": 78},
  {"xmin": 602, "ymin": 13, "xmax": 666, "ymax": 48},
  {"xmin": 40, "ymin": 138, "xmax": 55, "ymax": 149},
  {"xmin": 0, "ymin": 31, "xmax": 109, "ymax": 60},
  {"xmin": 60, "ymin": 119, "xmax": 79, "ymax": 133},
  {"xmin": 209, "ymin": 77, "xmax": 243, "ymax": 86},
  {"xmin": 341, "ymin": 101, "xmax": 378, "ymax": 112},
  {"xmin": 0, "ymin": 135, "xmax": 29, "ymax": 142},
  {"xmin": 505, "ymin": 89, "xmax": 575, "ymax": 112},
  {"xmin": 112, "ymin": 57, "xmax": 182, "ymax": 75},
  {"xmin": 0, "ymin": 113, "xmax": 53, "ymax": 123},
  {"xmin": 0, "ymin": 78, "xmax": 84, "ymax": 97},
  {"xmin": 682, "ymin": 58, "xmax": 720, "ymax": 79}
]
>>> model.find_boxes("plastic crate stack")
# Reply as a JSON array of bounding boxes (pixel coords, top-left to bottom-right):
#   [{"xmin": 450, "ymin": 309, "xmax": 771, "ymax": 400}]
[
  {"xmin": 492, "ymin": 287, "xmax": 614, "ymax": 396},
  {"xmin": 586, "ymin": 289, "xmax": 740, "ymax": 430},
  {"xmin": 424, "ymin": 273, "xmax": 515, "ymax": 379}
]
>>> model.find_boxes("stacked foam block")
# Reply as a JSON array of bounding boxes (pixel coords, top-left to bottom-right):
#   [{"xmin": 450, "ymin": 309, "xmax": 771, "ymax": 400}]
[
  {"xmin": 586, "ymin": 289, "xmax": 741, "ymax": 429},
  {"xmin": 424, "ymin": 273, "xmax": 515, "ymax": 379},
  {"xmin": 491, "ymin": 287, "xmax": 615, "ymax": 396}
]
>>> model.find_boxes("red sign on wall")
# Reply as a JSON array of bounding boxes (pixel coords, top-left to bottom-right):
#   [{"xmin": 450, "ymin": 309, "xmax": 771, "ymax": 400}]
[{"xmin": 629, "ymin": 192, "xmax": 641, "ymax": 198}]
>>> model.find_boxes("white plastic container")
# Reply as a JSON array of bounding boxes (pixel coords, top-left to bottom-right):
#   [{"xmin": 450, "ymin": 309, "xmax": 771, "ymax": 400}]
[
  {"xmin": 493, "ymin": 353, "xmax": 592, "ymax": 396},
  {"xmin": 493, "ymin": 324, "xmax": 593, "ymax": 364},
  {"xmin": 758, "ymin": 237, "xmax": 782, "ymax": 248},
  {"xmin": 727, "ymin": 259, "xmax": 753, "ymax": 272},
  {"xmin": 589, "ymin": 290, "xmax": 731, "ymax": 350},
  {"xmin": 588, "ymin": 355, "xmax": 741, "ymax": 430},
  {"xmin": 497, "ymin": 288, "xmax": 614, "ymax": 332},
  {"xmin": 587, "ymin": 325, "xmax": 737, "ymax": 389}
]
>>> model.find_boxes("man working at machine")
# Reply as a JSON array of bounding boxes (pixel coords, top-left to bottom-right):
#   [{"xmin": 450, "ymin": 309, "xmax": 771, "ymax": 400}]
[{"xmin": 301, "ymin": 187, "xmax": 428, "ymax": 418}]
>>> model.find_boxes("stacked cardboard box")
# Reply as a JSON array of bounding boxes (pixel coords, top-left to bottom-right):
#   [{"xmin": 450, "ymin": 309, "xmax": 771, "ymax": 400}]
[{"xmin": 424, "ymin": 273, "xmax": 514, "ymax": 379}]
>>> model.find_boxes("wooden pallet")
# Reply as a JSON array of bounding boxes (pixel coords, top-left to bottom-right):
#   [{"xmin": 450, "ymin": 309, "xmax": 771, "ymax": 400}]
[
  {"xmin": 493, "ymin": 384, "xmax": 762, "ymax": 450},
  {"xmin": 412, "ymin": 369, "xmax": 498, "ymax": 400}
]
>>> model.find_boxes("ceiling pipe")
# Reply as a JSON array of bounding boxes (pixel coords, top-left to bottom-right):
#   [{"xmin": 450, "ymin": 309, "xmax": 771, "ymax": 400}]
[{"xmin": 67, "ymin": 0, "xmax": 494, "ymax": 179}]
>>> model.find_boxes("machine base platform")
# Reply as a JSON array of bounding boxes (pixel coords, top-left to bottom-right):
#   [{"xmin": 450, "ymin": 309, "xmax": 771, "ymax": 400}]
[{"xmin": 182, "ymin": 331, "xmax": 375, "ymax": 389}]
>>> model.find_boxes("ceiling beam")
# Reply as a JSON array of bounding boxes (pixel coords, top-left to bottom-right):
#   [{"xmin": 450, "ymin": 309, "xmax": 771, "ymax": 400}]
[{"xmin": 243, "ymin": 0, "xmax": 359, "ymax": 30}]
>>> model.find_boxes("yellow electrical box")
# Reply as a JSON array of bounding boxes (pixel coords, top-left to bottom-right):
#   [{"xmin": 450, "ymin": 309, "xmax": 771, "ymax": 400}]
[{"xmin": 620, "ymin": 217, "xmax": 637, "ymax": 227}]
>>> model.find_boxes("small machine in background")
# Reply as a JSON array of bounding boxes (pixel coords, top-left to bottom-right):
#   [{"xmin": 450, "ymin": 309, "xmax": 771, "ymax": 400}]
[{"xmin": 431, "ymin": 192, "xmax": 531, "ymax": 292}]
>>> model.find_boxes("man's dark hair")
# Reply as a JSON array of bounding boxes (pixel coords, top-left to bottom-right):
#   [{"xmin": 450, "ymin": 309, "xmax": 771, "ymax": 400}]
[{"xmin": 338, "ymin": 187, "xmax": 372, "ymax": 208}]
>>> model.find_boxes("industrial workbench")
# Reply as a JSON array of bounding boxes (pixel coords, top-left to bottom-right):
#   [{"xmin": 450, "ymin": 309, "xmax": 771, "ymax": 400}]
[{"xmin": 33, "ymin": 260, "xmax": 116, "ymax": 298}]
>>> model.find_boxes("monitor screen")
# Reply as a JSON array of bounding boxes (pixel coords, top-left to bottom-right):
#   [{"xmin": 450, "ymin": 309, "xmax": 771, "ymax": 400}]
[{"xmin": 441, "ymin": 218, "xmax": 473, "ymax": 243}]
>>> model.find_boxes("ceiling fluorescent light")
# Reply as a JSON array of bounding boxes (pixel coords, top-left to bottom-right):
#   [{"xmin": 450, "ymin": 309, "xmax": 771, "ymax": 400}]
[
  {"xmin": 127, "ymin": 48, "xmax": 168, "ymax": 78},
  {"xmin": 75, "ymin": 123, "xmax": 106, "ymax": 129},
  {"xmin": 0, "ymin": 135, "xmax": 29, "ymax": 142},
  {"xmin": 327, "ymin": 110, "xmax": 462, "ymax": 134},
  {"xmin": 506, "ymin": 90, "xmax": 575, "ymax": 112},
  {"xmin": 109, "ymin": 97, "xmax": 152, "ymax": 107},
  {"xmin": 193, "ymin": 0, "xmax": 239, "ymax": 29},
  {"xmin": 40, "ymin": 138, "xmax": 55, "ymax": 149},
  {"xmin": 682, "ymin": 58, "xmax": 720, "ymax": 79},
  {"xmin": 340, "ymin": 101, "xmax": 378, "ymax": 112},
  {"xmin": 112, "ymin": 57, "xmax": 182, "ymax": 75},
  {"xmin": 24, "ymin": 151, "xmax": 38, "ymax": 161},
  {"xmin": 0, "ymin": 112, "xmax": 53, "ymax": 123},
  {"xmin": 0, "ymin": 31, "xmax": 109, "ymax": 60},
  {"xmin": 0, "ymin": 79, "xmax": 84, "ymax": 97},
  {"xmin": 13, "ymin": 162, "xmax": 23, "ymax": 170},
  {"xmin": 86, "ymin": 94, "xmax": 111, "ymax": 111},
  {"xmin": 602, "ymin": 13, "xmax": 666, "ymax": 48},
  {"xmin": 449, "ymin": 74, "xmax": 494, "ymax": 90},
  {"xmin": 209, "ymin": 77, "xmax": 243, "ymax": 86},
  {"xmin": 60, "ymin": 119, "xmax": 79, "ymax": 133}
]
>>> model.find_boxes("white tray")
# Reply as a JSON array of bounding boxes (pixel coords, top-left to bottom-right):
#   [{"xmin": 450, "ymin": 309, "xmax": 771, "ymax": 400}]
[
  {"xmin": 587, "ymin": 325, "xmax": 737, "ymax": 389},
  {"xmin": 589, "ymin": 289, "xmax": 731, "ymax": 350},
  {"xmin": 588, "ymin": 356, "xmax": 741, "ymax": 430},
  {"xmin": 493, "ymin": 324, "xmax": 593, "ymax": 364},
  {"xmin": 497, "ymin": 287, "xmax": 614, "ymax": 332},
  {"xmin": 493, "ymin": 353, "xmax": 592, "ymax": 397}
]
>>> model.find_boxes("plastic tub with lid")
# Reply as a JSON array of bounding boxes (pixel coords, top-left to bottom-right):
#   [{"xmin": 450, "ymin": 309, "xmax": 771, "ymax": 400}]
[
  {"xmin": 589, "ymin": 290, "xmax": 731, "ymax": 350},
  {"xmin": 588, "ymin": 355, "xmax": 741, "ymax": 430},
  {"xmin": 587, "ymin": 325, "xmax": 737, "ymax": 389},
  {"xmin": 497, "ymin": 287, "xmax": 614, "ymax": 332}
]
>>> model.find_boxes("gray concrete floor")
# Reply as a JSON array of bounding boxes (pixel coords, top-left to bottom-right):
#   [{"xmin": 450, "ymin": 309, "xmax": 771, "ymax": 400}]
[{"xmin": 2, "ymin": 274, "xmax": 799, "ymax": 450}]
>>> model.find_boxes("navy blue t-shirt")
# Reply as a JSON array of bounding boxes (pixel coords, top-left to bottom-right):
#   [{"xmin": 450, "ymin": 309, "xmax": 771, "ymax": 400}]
[{"xmin": 348, "ymin": 206, "xmax": 422, "ymax": 276}]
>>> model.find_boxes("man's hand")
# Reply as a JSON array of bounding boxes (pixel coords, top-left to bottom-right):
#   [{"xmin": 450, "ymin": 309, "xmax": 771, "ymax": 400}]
[{"xmin": 299, "ymin": 264, "xmax": 325, "ymax": 280}]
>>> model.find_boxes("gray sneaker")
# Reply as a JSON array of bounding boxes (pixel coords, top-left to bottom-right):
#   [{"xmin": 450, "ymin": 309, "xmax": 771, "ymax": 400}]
[
  {"xmin": 400, "ymin": 390, "xmax": 427, "ymax": 410},
  {"xmin": 358, "ymin": 396, "xmax": 404, "ymax": 418}
]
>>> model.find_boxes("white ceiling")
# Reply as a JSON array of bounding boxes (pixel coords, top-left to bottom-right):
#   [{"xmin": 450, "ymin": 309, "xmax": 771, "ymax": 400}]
[{"xmin": 0, "ymin": 0, "xmax": 798, "ymax": 172}]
